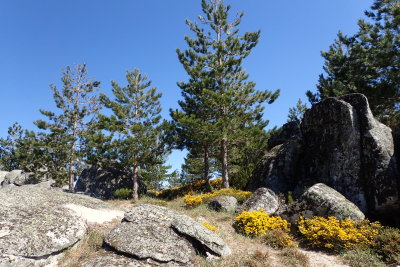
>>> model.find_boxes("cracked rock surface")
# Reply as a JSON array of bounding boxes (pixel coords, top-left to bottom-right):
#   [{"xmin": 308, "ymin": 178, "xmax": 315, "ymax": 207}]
[
  {"xmin": 0, "ymin": 184, "xmax": 123, "ymax": 266},
  {"xmin": 105, "ymin": 204, "xmax": 231, "ymax": 265}
]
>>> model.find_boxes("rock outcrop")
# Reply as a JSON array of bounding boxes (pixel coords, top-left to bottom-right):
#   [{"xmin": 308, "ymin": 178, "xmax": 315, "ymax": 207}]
[
  {"xmin": 208, "ymin": 196, "xmax": 238, "ymax": 212},
  {"xmin": 1, "ymin": 170, "xmax": 31, "ymax": 187},
  {"xmin": 239, "ymin": 187, "xmax": 281, "ymax": 214},
  {"xmin": 75, "ymin": 166, "xmax": 147, "ymax": 199},
  {"xmin": 105, "ymin": 204, "xmax": 231, "ymax": 265},
  {"xmin": 0, "ymin": 184, "xmax": 124, "ymax": 266},
  {"xmin": 247, "ymin": 94, "xmax": 399, "ymax": 220},
  {"xmin": 281, "ymin": 183, "xmax": 365, "ymax": 223}
]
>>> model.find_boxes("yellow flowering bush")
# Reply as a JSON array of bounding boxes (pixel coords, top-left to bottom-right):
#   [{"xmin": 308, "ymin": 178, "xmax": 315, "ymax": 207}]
[
  {"xmin": 184, "ymin": 188, "xmax": 252, "ymax": 208},
  {"xmin": 201, "ymin": 222, "xmax": 217, "ymax": 232},
  {"xmin": 150, "ymin": 178, "xmax": 223, "ymax": 199},
  {"xmin": 297, "ymin": 216, "xmax": 382, "ymax": 250},
  {"xmin": 184, "ymin": 194, "xmax": 203, "ymax": 207},
  {"xmin": 234, "ymin": 210, "xmax": 291, "ymax": 237},
  {"xmin": 202, "ymin": 188, "xmax": 252, "ymax": 204}
]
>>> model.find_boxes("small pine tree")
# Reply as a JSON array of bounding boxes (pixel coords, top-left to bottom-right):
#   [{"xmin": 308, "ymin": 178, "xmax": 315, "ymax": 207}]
[
  {"xmin": 287, "ymin": 98, "xmax": 308, "ymax": 122},
  {"xmin": 100, "ymin": 68, "xmax": 167, "ymax": 200}
]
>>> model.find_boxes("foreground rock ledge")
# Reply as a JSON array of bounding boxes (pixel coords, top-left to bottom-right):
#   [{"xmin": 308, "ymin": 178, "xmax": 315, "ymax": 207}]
[
  {"xmin": 0, "ymin": 184, "xmax": 124, "ymax": 267},
  {"xmin": 105, "ymin": 204, "xmax": 231, "ymax": 265}
]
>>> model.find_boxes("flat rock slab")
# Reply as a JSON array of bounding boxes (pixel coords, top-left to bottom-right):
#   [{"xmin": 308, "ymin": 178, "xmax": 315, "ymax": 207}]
[
  {"xmin": 105, "ymin": 204, "xmax": 231, "ymax": 265},
  {"xmin": 0, "ymin": 184, "xmax": 123, "ymax": 264}
]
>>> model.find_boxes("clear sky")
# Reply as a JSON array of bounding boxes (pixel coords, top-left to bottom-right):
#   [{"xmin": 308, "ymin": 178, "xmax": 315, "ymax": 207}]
[{"xmin": 0, "ymin": 0, "xmax": 374, "ymax": 172}]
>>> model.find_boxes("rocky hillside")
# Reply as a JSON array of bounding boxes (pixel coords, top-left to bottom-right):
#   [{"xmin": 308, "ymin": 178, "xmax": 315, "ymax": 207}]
[{"xmin": 247, "ymin": 93, "xmax": 399, "ymax": 224}]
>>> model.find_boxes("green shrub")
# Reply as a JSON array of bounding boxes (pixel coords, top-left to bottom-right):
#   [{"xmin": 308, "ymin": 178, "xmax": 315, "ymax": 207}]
[
  {"xmin": 342, "ymin": 246, "xmax": 385, "ymax": 267},
  {"xmin": 113, "ymin": 188, "xmax": 133, "ymax": 199},
  {"xmin": 373, "ymin": 227, "xmax": 400, "ymax": 264}
]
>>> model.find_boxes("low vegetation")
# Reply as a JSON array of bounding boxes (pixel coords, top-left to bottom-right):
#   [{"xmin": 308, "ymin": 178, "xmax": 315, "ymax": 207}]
[{"xmin": 297, "ymin": 216, "xmax": 382, "ymax": 250}]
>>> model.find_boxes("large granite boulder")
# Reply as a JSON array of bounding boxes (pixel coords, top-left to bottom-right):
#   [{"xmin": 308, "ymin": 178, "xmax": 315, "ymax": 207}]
[
  {"xmin": 0, "ymin": 184, "xmax": 124, "ymax": 266},
  {"xmin": 247, "ymin": 94, "xmax": 399, "ymax": 221},
  {"xmin": 246, "ymin": 139, "xmax": 302, "ymax": 193},
  {"xmin": 281, "ymin": 183, "xmax": 365, "ymax": 223},
  {"xmin": 208, "ymin": 196, "xmax": 238, "ymax": 212},
  {"xmin": 268, "ymin": 120, "xmax": 302, "ymax": 148},
  {"xmin": 105, "ymin": 204, "xmax": 231, "ymax": 265},
  {"xmin": 239, "ymin": 187, "xmax": 281, "ymax": 214},
  {"xmin": 75, "ymin": 166, "xmax": 147, "ymax": 199}
]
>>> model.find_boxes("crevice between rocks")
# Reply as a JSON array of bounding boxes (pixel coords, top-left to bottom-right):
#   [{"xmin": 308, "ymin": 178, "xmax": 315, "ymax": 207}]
[{"xmin": 171, "ymin": 226, "xmax": 220, "ymax": 258}]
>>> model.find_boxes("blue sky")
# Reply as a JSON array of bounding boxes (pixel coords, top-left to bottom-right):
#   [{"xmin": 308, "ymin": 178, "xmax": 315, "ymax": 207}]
[{"xmin": 0, "ymin": 0, "xmax": 373, "ymax": 172}]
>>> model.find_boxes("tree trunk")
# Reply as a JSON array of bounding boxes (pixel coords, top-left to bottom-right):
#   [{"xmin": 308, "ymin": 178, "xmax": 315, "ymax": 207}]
[
  {"xmin": 221, "ymin": 136, "xmax": 229, "ymax": 188},
  {"xmin": 68, "ymin": 121, "xmax": 78, "ymax": 192},
  {"xmin": 132, "ymin": 165, "xmax": 139, "ymax": 201},
  {"xmin": 204, "ymin": 148, "xmax": 212, "ymax": 192},
  {"xmin": 68, "ymin": 158, "xmax": 75, "ymax": 192}
]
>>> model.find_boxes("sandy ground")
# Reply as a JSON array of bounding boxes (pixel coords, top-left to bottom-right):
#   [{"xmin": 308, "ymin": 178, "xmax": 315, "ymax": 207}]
[{"xmin": 64, "ymin": 203, "xmax": 124, "ymax": 224}]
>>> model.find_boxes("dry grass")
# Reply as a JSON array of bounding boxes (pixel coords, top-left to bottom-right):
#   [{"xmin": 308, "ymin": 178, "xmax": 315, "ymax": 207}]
[
  {"xmin": 278, "ymin": 247, "xmax": 309, "ymax": 267},
  {"xmin": 58, "ymin": 223, "xmax": 116, "ymax": 267}
]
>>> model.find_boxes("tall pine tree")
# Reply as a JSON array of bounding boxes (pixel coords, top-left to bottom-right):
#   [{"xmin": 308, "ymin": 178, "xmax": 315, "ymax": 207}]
[
  {"xmin": 100, "ymin": 68, "xmax": 167, "ymax": 200},
  {"xmin": 172, "ymin": 0, "xmax": 279, "ymax": 188},
  {"xmin": 35, "ymin": 64, "xmax": 101, "ymax": 190}
]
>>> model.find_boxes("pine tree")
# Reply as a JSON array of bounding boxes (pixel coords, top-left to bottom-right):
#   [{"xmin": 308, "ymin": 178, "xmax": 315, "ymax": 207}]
[
  {"xmin": 287, "ymin": 98, "xmax": 308, "ymax": 122},
  {"xmin": 173, "ymin": 0, "xmax": 279, "ymax": 188},
  {"xmin": 35, "ymin": 64, "xmax": 101, "ymax": 190},
  {"xmin": 307, "ymin": 0, "xmax": 399, "ymax": 121},
  {"xmin": 100, "ymin": 68, "xmax": 167, "ymax": 200},
  {"xmin": 0, "ymin": 122, "xmax": 23, "ymax": 171}
]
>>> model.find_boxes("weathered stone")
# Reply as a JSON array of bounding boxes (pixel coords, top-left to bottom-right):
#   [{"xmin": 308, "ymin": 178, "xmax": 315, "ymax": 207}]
[
  {"xmin": 208, "ymin": 196, "xmax": 238, "ymax": 212},
  {"xmin": 268, "ymin": 120, "xmax": 302, "ymax": 148},
  {"xmin": 172, "ymin": 217, "xmax": 231, "ymax": 257},
  {"xmin": 239, "ymin": 187, "xmax": 281, "ymax": 214},
  {"xmin": 75, "ymin": 166, "xmax": 147, "ymax": 199},
  {"xmin": 247, "ymin": 139, "xmax": 302, "ymax": 193},
  {"xmin": 281, "ymin": 183, "xmax": 365, "ymax": 223},
  {"xmin": 105, "ymin": 204, "xmax": 231, "ymax": 265},
  {"xmin": 0, "ymin": 184, "xmax": 123, "ymax": 265},
  {"xmin": 299, "ymin": 94, "xmax": 398, "ymax": 215}
]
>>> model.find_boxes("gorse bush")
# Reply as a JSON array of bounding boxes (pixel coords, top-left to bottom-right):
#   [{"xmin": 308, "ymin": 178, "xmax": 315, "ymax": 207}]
[
  {"xmin": 183, "ymin": 187, "xmax": 252, "ymax": 208},
  {"xmin": 234, "ymin": 210, "xmax": 290, "ymax": 237},
  {"xmin": 113, "ymin": 188, "xmax": 133, "ymax": 199},
  {"xmin": 201, "ymin": 188, "xmax": 252, "ymax": 204},
  {"xmin": 147, "ymin": 178, "xmax": 223, "ymax": 199},
  {"xmin": 184, "ymin": 194, "xmax": 202, "ymax": 208},
  {"xmin": 297, "ymin": 216, "xmax": 382, "ymax": 251}
]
